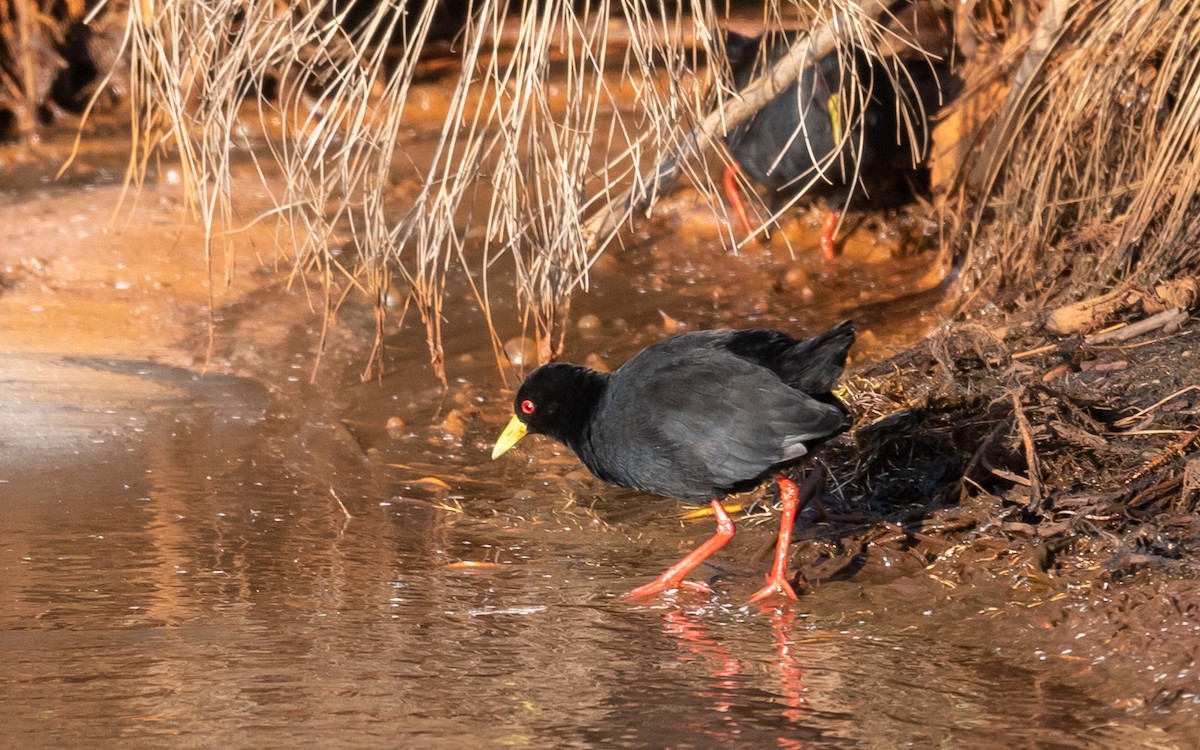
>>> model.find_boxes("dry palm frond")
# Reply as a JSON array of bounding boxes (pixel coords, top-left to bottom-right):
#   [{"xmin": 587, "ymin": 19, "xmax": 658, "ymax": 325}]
[
  {"xmin": 77, "ymin": 0, "xmax": 935, "ymax": 380},
  {"xmin": 951, "ymin": 0, "xmax": 1200, "ymax": 311}
]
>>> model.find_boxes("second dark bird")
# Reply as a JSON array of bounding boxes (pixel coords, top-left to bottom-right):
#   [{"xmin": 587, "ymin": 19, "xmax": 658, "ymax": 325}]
[{"xmin": 723, "ymin": 30, "xmax": 948, "ymax": 260}]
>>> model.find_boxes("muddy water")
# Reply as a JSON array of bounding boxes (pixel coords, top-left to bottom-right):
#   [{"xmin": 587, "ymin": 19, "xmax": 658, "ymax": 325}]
[
  {"xmin": 1, "ymin": 199, "xmax": 1183, "ymax": 749},
  {"xmin": 0, "ymin": 118, "xmax": 1187, "ymax": 748}
]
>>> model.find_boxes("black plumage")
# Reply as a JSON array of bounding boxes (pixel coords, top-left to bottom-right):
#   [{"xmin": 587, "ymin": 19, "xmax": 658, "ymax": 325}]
[
  {"xmin": 726, "ymin": 34, "xmax": 893, "ymax": 204},
  {"xmin": 722, "ymin": 30, "xmax": 949, "ymax": 258},
  {"xmin": 493, "ymin": 321, "xmax": 855, "ymax": 599}
]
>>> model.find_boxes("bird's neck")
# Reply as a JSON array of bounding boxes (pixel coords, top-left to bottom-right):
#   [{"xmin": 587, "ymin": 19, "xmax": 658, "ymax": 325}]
[{"xmin": 547, "ymin": 366, "xmax": 609, "ymax": 452}]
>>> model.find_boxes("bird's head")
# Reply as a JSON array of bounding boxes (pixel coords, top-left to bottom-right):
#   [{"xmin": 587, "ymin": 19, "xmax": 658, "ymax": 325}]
[{"xmin": 491, "ymin": 363, "xmax": 607, "ymax": 459}]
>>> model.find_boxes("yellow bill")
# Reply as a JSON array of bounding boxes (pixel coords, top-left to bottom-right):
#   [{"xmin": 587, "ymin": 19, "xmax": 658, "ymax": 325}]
[{"xmin": 491, "ymin": 415, "xmax": 528, "ymax": 459}]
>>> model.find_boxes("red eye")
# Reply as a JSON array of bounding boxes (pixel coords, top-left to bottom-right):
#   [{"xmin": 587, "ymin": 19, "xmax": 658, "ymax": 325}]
[{"xmin": 520, "ymin": 399, "xmax": 536, "ymax": 415}]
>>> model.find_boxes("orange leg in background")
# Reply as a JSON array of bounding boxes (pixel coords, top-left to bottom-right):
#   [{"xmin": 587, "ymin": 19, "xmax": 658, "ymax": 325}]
[
  {"xmin": 625, "ymin": 500, "xmax": 736, "ymax": 600},
  {"xmin": 722, "ymin": 164, "xmax": 757, "ymax": 239},
  {"xmin": 747, "ymin": 469, "xmax": 826, "ymax": 604},
  {"xmin": 819, "ymin": 209, "xmax": 840, "ymax": 261}
]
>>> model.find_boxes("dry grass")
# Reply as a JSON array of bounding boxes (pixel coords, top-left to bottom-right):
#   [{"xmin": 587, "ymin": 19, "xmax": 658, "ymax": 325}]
[
  {"xmin": 1, "ymin": 0, "xmax": 83, "ymax": 139},
  {"xmin": 63, "ymin": 0, "xmax": 910, "ymax": 381},
  {"xmin": 949, "ymin": 0, "xmax": 1200, "ymax": 311},
  {"xmin": 19, "ymin": 0, "xmax": 1195, "ymax": 379}
]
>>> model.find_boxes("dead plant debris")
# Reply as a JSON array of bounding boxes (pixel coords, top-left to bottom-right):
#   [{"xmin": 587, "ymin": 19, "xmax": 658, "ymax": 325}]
[
  {"xmin": 763, "ymin": 310, "xmax": 1200, "ymax": 709},
  {"xmin": 801, "ymin": 312, "xmax": 1200, "ymax": 581}
]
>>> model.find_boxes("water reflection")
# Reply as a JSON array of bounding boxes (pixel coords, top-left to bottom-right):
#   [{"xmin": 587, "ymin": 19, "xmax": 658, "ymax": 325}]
[
  {"xmin": 653, "ymin": 606, "xmax": 817, "ymax": 745},
  {"xmin": 1, "ymin": 453, "xmax": 1179, "ymax": 748}
]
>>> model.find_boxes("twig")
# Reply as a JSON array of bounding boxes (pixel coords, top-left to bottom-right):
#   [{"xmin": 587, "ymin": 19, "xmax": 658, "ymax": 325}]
[
  {"xmin": 1011, "ymin": 388, "xmax": 1045, "ymax": 514},
  {"xmin": 580, "ymin": 0, "xmax": 892, "ymax": 253},
  {"xmin": 908, "ymin": 517, "xmax": 978, "ymax": 535},
  {"xmin": 1127, "ymin": 428, "xmax": 1200, "ymax": 484},
  {"xmin": 957, "ymin": 416, "xmax": 1013, "ymax": 490},
  {"xmin": 987, "ymin": 462, "xmax": 1032, "ymax": 487},
  {"xmin": 1085, "ymin": 308, "xmax": 1188, "ymax": 345},
  {"xmin": 1128, "ymin": 475, "xmax": 1183, "ymax": 509},
  {"xmin": 1011, "ymin": 343, "xmax": 1059, "ymax": 361},
  {"xmin": 329, "ymin": 487, "xmax": 353, "ymax": 520},
  {"xmin": 1107, "ymin": 429, "xmax": 1191, "ymax": 437},
  {"xmin": 1092, "ymin": 330, "xmax": 1192, "ymax": 351},
  {"xmin": 1113, "ymin": 385, "xmax": 1200, "ymax": 428},
  {"xmin": 1181, "ymin": 458, "xmax": 1200, "ymax": 510}
]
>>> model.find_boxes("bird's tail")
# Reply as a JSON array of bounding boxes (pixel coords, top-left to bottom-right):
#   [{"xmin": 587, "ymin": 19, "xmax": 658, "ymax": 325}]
[{"xmin": 786, "ymin": 320, "xmax": 855, "ymax": 393}]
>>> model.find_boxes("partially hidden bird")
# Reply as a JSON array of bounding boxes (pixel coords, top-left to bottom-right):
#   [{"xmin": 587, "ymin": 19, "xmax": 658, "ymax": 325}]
[
  {"xmin": 722, "ymin": 30, "xmax": 945, "ymax": 260},
  {"xmin": 492, "ymin": 320, "xmax": 855, "ymax": 601}
]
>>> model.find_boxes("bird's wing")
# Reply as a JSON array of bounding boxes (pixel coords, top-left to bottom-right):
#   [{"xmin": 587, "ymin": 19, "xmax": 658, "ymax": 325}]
[
  {"xmin": 595, "ymin": 350, "xmax": 847, "ymax": 496},
  {"xmin": 720, "ymin": 322, "xmax": 855, "ymax": 394}
]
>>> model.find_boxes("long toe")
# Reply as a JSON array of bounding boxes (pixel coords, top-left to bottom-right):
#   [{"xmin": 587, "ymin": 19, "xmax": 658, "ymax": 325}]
[
  {"xmin": 746, "ymin": 575, "xmax": 800, "ymax": 604},
  {"xmin": 624, "ymin": 500, "xmax": 735, "ymax": 601},
  {"xmin": 625, "ymin": 576, "xmax": 712, "ymax": 600}
]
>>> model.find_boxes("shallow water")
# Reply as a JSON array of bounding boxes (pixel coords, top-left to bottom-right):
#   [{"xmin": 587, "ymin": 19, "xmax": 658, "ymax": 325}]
[
  {"xmin": 1, "ymin": 241, "xmax": 1185, "ymax": 749},
  {"xmin": 0, "ymin": 419, "xmax": 1173, "ymax": 750},
  {"xmin": 0, "ymin": 401, "xmax": 1155, "ymax": 750},
  {"xmin": 1, "ymin": 64, "xmax": 1191, "ymax": 747}
]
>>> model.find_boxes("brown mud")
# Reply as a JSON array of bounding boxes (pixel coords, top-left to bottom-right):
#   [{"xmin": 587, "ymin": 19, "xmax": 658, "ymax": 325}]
[
  {"xmin": 2, "ymin": 114, "xmax": 1198, "ymax": 747},
  {"xmin": 808, "ymin": 313, "xmax": 1200, "ymax": 718}
]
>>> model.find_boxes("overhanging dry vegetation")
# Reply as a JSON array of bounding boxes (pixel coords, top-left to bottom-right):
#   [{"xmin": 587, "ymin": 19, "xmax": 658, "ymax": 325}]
[
  {"xmin": 108, "ymin": 0, "xmax": 747, "ymax": 379},
  {"xmin": 5, "ymin": 0, "xmax": 1199, "ymax": 369},
  {"xmin": 947, "ymin": 0, "xmax": 1200, "ymax": 314},
  {"xmin": 16, "ymin": 0, "xmax": 922, "ymax": 379}
]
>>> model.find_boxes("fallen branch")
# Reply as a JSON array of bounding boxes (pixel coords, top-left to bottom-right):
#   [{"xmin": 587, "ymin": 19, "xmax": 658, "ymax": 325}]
[
  {"xmin": 580, "ymin": 0, "xmax": 893, "ymax": 253},
  {"xmin": 1045, "ymin": 285, "xmax": 1140, "ymax": 335},
  {"xmin": 1086, "ymin": 308, "xmax": 1188, "ymax": 345},
  {"xmin": 1046, "ymin": 277, "xmax": 1198, "ymax": 335}
]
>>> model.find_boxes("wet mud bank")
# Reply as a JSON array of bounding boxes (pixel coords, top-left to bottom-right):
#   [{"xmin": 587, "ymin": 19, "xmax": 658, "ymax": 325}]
[
  {"xmin": 484, "ymin": 310, "xmax": 1200, "ymax": 732},
  {"xmin": 811, "ymin": 308, "xmax": 1200, "ymax": 721}
]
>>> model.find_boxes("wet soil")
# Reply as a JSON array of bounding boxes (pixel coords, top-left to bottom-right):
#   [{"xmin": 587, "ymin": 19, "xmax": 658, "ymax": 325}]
[
  {"xmin": 805, "ymin": 314, "xmax": 1200, "ymax": 724},
  {"xmin": 3, "ymin": 114, "xmax": 1199, "ymax": 749}
]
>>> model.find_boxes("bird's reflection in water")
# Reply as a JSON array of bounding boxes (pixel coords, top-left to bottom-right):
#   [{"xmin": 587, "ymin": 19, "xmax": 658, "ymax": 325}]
[
  {"xmin": 771, "ymin": 608, "xmax": 809, "ymax": 729},
  {"xmin": 659, "ymin": 606, "xmax": 810, "ymax": 744}
]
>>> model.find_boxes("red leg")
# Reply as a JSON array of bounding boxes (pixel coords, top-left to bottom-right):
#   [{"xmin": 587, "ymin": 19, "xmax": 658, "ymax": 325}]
[
  {"xmin": 625, "ymin": 500, "xmax": 735, "ymax": 600},
  {"xmin": 747, "ymin": 469, "xmax": 825, "ymax": 604},
  {"xmin": 723, "ymin": 164, "xmax": 757, "ymax": 239},
  {"xmin": 819, "ymin": 209, "xmax": 840, "ymax": 261}
]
